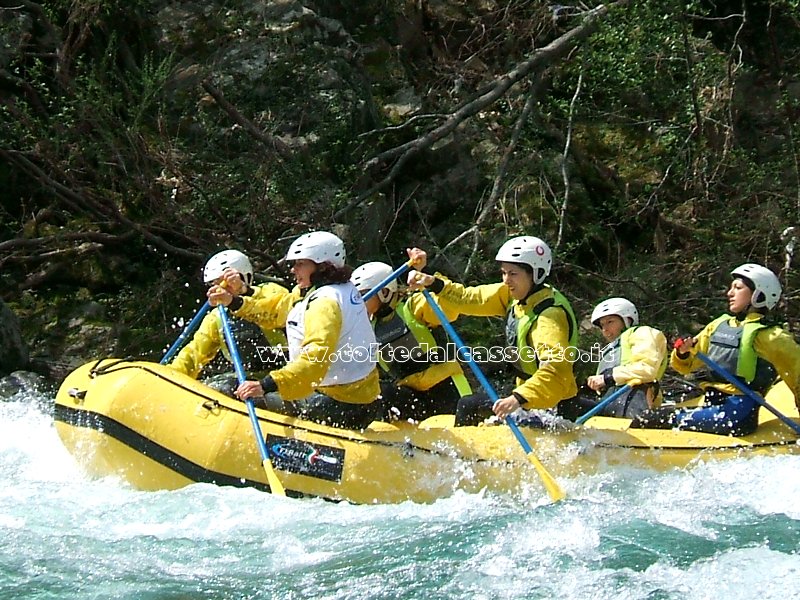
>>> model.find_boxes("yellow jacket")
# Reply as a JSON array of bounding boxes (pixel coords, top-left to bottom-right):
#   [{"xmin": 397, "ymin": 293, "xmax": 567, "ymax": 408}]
[
  {"xmin": 611, "ymin": 325, "xmax": 668, "ymax": 385},
  {"xmin": 233, "ymin": 283, "xmax": 301, "ymax": 331},
  {"xmin": 382, "ymin": 292, "xmax": 469, "ymax": 392},
  {"xmin": 270, "ymin": 294, "xmax": 381, "ymax": 404},
  {"xmin": 169, "ymin": 283, "xmax": 289, "ymax": 379},
  {"xmin": 671, "ymin": 312, "xmax": 800, "ymax": 402},
  {"xmin": 437, "ymin": 280, "xmax": 578, "ymax": 408}
]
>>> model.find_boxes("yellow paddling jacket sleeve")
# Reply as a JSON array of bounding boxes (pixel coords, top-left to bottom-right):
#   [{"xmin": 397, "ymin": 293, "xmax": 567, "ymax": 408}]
[
  {"xmin": 437, "ymin": 279, "xmax": 511, "ymax": 317},
  {"xmin": 168, "ymin": 311, "xmax": 223, "ymax": 379},
  {"xmin": 436, "ymin": 278, "xmax": 576, "ymax": 408},
  {"xmin": 753, "ymin": 327, "xmax": 800, "ymax": 406},
  {"xmin": 671, "ymin": 317, "xmax": 737, "ymax": 394},
  {"xmin": 613, "ymin": 325, "xmax": 667, "ymax": 385},
  {"xmin": 270, "ymin": 296, "xmax": 380, "ymax": 404},
  {"xmin": 404, "ymin": 290, "xmax": 465, "ymax": 325},
  {"xmin": 671, "ymin": 313, "xmax": 800, "ymax": 401},
  {"xmin": 233, "ymin": 284, "xmax": 299, "ymax": 331}
]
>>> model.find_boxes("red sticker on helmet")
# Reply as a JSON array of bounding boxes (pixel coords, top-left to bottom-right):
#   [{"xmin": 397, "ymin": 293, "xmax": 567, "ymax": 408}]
[{"xmin": 535, "ymin": 246, "xmax": 545, "ymax": 256}]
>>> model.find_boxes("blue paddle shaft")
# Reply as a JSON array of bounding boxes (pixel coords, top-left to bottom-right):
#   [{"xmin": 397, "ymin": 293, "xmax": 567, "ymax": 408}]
[
  {"xmin": 420, "ymin": 290, "xmax": 539, "ymax": 455},
  {"xmin": 218, "ymin": 306, "xmax": 248, "ymax": 383},
  {"xmin": 362, "ymin": 261, "xmax": 413, "ymax": 301},
  {"xmin": 695, "ymin": 351, "xmax": 800, "ymax": 436},
  {"xmin": 420, "ymin": 289, "xmax": 499, "ymax": 403},
  {"xmin": 218, "ymin": 306, "xmax": 273, "ymax": 461},
  {"xmin": 575, "ymin": 384, "xmax": 632, "ymax": 425},
  {"xmin": 160, "ymin": 301, "xmax": 212, "ymax": 364},
  {"xmin": 420, "ymin": 288, "xmax": 565, "ymax": 502}
]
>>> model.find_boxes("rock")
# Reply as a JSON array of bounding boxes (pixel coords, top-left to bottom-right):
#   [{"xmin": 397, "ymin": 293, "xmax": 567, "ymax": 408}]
[
  {"xmin": 0, "ymin": 300, "xmax": 29, "ymax": 376},
  {"xmin": 0, "ymin": 370, "xmax": 53, "ymax": 401},
  {"xmin": 61, "ymin": 322, "xmax": 119, "ymax": 359},
  {"xmin": 0, "ymin": 370, "xmax": 56, "ymax": 415},
  {"xmin": 383, "ymin": 86, "xmax": 422, "ymax": 120}
]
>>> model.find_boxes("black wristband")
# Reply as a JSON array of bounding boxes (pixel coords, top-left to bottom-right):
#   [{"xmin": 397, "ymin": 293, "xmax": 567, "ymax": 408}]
[
  {"xmin": 228, "ymin": 296, "xmax": 244, "ymax": 312},
  {"xmin": 430, "ymin": 277, "xmax": 445, "ymax": 294},
  {"xmin": 603, "ymin": 369, "xmax": 616, "ymax": 388},
  {"xmin": 259, "ymin": 375, "xmax": 278, "ymax": 394},
  {"xmin": 512, "ymin": 391, "xmax": 527, "ymax": 407}
]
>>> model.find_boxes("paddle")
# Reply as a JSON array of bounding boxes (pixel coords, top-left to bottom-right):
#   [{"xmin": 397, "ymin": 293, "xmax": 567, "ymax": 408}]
[
  {"xmin": 575, "ymin": 384, "xmax": 633, "ymax": 425},
  {"xmin": 420, "ymin": 289, "xmax": 566, "ymax": 503},
  {"xmin": 362, "ymin": 259, "xmax": 413, "ymax": 302},
  {"xmin": 160, "ymin": 301, "xmax": 211, "ymax": 364},
  {"xmin": 694, "ymin": 350, "xmax": 800, "ymax": 436},
  {"xmin": 218, "ymin": 305, "xmax": 287, "ymax": 496}
]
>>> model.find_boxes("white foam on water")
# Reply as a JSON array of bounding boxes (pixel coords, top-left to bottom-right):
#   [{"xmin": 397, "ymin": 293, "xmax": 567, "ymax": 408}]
[{"xmin": 3, "ymin": 389, "xmax": 799, "ymax": 599}]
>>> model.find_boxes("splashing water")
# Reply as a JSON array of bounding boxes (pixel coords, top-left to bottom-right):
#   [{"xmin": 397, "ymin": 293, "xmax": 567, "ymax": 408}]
[{"xmin": 2, "ymin": 386, "xmax": 800, "ymax": 599}]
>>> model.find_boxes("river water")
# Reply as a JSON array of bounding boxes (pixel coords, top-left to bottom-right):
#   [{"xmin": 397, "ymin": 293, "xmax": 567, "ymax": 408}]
[{"xmin": 2, "ymin": 385, "xmax": 800, "ymax": 599}]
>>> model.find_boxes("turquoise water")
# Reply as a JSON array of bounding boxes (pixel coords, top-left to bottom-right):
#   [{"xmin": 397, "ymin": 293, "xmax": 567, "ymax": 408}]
[{"xmin": 2, "ymin": 389, "xmax": 800, "ymax": 599}]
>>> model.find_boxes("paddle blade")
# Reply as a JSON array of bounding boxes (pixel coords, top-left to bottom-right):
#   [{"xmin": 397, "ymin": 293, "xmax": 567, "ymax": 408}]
[
  {"xmin": 262, "ymin": 458, "xmax": 286, "ymax": 497},
  {"xmin": 525, "ymin": 451, "xmax": 566, "ymax": 503}
]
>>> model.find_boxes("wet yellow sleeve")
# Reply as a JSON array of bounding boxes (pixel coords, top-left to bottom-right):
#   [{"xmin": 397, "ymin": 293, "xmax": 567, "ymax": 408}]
[
  {"xmin": 271, "ymin": 296, "xmax": 342, "ymax": 400},
  {"xmin": 404, "ymin": 291, "xmax": 462, "ymax": 327},
  {"xmin": 513, "ymin": 306, "xmax": 577, "ymax": 408},
  {"xmin": 437, "ymin": 280, "xmax": 511, "ymax": 317},
  {"xmin": 612, "ymin": 326, "xmax": 667, "ymax": 384},
  {"xmin": 669, "ymin": 321, "xmax": 715, "ymax": 374},
  {"xmin": 396, "ymin": 361, "xmax": 463, "ymax": 392},
  {"xmin": 168, "ymin": 311, "xmax": 222, "ymax": 379},
  {"xmin": 233, "ymin": 286, "xmax": 297, "ymax": 331},
  {"xmin": 249, "ymin": 282, "xmax": 289, "ymax": 300},
  {"xmin": 318, "ymin": 368, "xmax": 380, "ymax": 405},
  {"xmin": 754, "ymin": 327, "xmax": 800, "ymax": 404}
]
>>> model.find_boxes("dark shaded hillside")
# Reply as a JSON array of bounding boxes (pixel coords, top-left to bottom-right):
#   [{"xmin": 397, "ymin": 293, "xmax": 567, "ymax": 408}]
[{"xmin": 1, "ymin": 0, "xmax": 799, "ymax": 375}]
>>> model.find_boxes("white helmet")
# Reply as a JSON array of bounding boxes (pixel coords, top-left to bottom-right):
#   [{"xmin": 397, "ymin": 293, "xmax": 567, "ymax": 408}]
[
  {"xmin": 203, "ymin": 250, "xmax": 253, "ymax": 285},
  {"xmin": 351, "ymin": 262, "xmax": 396, "ymax": 302},
  {"xmin": 731, "ymin": 263, "xmax": 782, "ymax": 310},
  {"xmin": 284, "ymin": 231, "xmax": 345, "ymax": 268},
  {"xmin": 591, "ymin": 297, "xmax": 639, "ymax": 328},
  {"xmin": 495, "ymin": 236, "xmax": 552, "ymax": 285}
]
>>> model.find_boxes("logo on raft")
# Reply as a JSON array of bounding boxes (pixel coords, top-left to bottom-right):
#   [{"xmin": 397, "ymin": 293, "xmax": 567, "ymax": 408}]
[{"xmin": 266, "ymin": 435, "xmax": 345, "ymax": 483}]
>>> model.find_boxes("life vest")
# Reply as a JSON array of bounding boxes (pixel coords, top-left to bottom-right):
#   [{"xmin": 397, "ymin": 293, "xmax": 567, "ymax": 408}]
[
  {"xmin": 216, "ymin": 310, "xmax": 274, "ymax": 373},
  {"xmin": 505, "ymin": 286, "xmax": 579, "ymax": 376},
  {"xmin": 373, "ymin": 300, "xmax": 471, "ymax": 396},
  {"xmin": 701, "ymin": 315, "xmax": 777, "ymax": 393},
  {"xmin": 285, "ymin": 282, "xmax": 376, "ymax": 387}
]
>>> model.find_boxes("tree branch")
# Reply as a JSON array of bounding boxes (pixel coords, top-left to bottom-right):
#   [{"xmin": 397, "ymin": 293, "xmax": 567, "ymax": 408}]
[
  {"xmin": 1, "ymin": 149, "xmax": 203, "ymax": 260},
  {"xmin": 0, "ymin": 230, "xmax": 135, "ymax": 253},
  {"xmin": 201, "ymin": 79, "xmax": 292, "ymax": 160},
  {"xmin": 555, "ymin": 68, "xmax": 583, "ymax": 250},
  {"xmin": 335, "ymin": 2, "xmax": 616, "ymax": 219},
  {"xmin": 463, "ymin": 76, "xmax": 544, "ymax": 276}
]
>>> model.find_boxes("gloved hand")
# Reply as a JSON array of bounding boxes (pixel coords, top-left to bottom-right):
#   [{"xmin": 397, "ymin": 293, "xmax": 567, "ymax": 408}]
[
  {"xmin": 407, "ymin": 270, "xmax": 435, "ymax": 290},
  {"xmin": 673, "ymin": 336, "xmax": 695, "ymax": 357},
  {"xmin": 406, "ymin": 247, "xmax": 428, "ymax": 270}
]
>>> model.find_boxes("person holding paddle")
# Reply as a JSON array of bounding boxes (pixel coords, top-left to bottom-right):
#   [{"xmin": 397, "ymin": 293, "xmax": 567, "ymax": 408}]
[
  {"xmin": 559, "ymin": 297, "xmax": 668, "ymax": 420},
  {"xmin": 168, "ymin": 250, "xmax": 289, "ymax": 390},
  {"xmin": 407, "ymin": 236, "xmax": 580, "ymax": 426},
  {"xmin": 351, "ymin": 250, "xmax": 472, "ymax": 422},
  {"xmin": 230, "ymin": 231, "xmax": 382, "ymax": 430},
  {"xmin": 632, "ymin": 263, "xmax": 800, "ymax": 436}
]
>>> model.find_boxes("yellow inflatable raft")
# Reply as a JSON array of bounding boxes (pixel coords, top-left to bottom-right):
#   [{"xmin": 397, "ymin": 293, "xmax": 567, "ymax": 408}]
[{"xmin": 54, "ymin": 359, "xmax": 800, "ymax": 504}]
